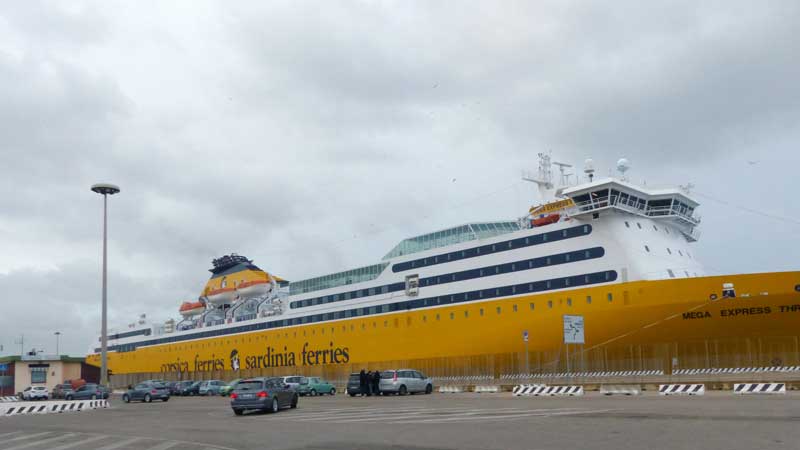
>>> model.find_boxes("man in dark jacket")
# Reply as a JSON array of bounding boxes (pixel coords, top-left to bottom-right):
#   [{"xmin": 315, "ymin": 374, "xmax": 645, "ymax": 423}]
[
  {"xmin": 359, "ymin": 369, "xmax": 367, "ymax": 396},
  {"xmin": 371, "ymin": 370, "xmax": 381, "ymax": 396}
]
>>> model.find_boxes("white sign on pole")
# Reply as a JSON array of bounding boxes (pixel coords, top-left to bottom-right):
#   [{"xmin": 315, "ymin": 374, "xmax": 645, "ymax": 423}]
[
  {"xmin": 522, "ymin": 330, "xmax": 529, "ymax": 342},
  {"xmin": 563, "ymin": 315, "xmax": 585, "ymax": 344}
]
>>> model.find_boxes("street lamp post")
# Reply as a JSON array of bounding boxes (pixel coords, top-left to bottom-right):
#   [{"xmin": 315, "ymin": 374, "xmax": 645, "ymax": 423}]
[
  {"xmin": 91, "ymin": 183, "xmax": 120, "ymax": 386},
  {"xmin": 54, "ymin": 331, "xmax": 61, "ymax": 356}
]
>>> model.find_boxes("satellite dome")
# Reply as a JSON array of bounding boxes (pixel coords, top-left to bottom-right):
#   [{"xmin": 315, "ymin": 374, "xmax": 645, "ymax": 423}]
[
  {"xmin": 583, "ymin": 159, "xmax": 595, "ymax": 173},
  {"xmin": 617, "ymin": 158, "xmax": 630, "ymax": 174}
]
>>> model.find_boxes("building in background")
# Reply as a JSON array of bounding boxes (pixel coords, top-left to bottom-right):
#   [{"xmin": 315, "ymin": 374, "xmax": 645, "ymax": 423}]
[{"xmin": 0, "ymin": 354, "xmax": 99, "ymax": 396}]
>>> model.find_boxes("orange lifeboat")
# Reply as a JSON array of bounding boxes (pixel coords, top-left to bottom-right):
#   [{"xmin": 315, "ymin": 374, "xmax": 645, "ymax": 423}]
[
  {"xmin": 531, "ymin": 213, "xmax": 560, "ymax": 227},
  {"xmin": 179, "ymin": 301, "xmax": 205, "ymax": 317},
  {"xmin": 206, "ymin": 287, "xmax": 236, "ymax": 306},
  {"xmin": 237, "ymin": 279, "xmax": 272, "ymax": 299}
]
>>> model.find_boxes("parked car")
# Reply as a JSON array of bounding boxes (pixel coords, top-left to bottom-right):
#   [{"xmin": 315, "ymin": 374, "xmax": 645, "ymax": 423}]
[
  {"xmin": 199, "ymin": 380, "xmax": 225, "ymax": 396},
  {"xmin": 122, "ymin": 382, "xmax": 170, "ymax": 403},
  {"xmin": 179, "ymin": 381, "xmax": 202, "ymax": 396},
  {"xmin": 230, "ymin": 377, "xmax": 298, "ymax": 416},
  {"xmin": 52, "ymin": 384, "xmax": 74, "ymax": 399},
  {"xmin": 172, "ymin": 380, "xmax": 195, "ymax": 396},
  {"xmin": 66, "ymin": 383, "xmax": 109, "ymax": 400},
  {"xmin": 379, "ymin": 369, "xmax": 433, "ymax": 395},
  {"xmin": 22, "ymin": 386, "xmax": 49, "ymax": 400},
  {"xmin": 297, "ymin": 377, "xmax": 336, "ymax": 396},
  {"xmin": 346, "ymin": 373, "xmax": 366, "ymax": 396},
  {"xmin": 280, "ymin": 376, "xmax": 306, "ymax": 391},
  {"xmin": 219, "ymin": 379, "xmax": 242, "ymax": 397}
]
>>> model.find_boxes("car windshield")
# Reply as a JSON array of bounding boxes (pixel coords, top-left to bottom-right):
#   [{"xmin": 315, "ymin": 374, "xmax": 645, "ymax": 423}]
[
  {"xmin": 381, "ymin": 371, "xmax": 395, "ymax": 378},
  {"xmin": 236, "ymin": 380, "xmax": 263, "ymax": 391}
]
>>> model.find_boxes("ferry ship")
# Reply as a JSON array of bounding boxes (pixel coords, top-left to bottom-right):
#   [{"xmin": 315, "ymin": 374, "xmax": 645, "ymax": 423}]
[{"xmin": 87, "ymin": 156, "xmax": 800, "ymax": 382}]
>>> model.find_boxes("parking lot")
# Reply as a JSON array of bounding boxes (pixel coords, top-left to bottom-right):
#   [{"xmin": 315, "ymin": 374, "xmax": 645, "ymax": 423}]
[{"xmin": 0, "ymin": 392, "xmax": 797, "ymax": 450}]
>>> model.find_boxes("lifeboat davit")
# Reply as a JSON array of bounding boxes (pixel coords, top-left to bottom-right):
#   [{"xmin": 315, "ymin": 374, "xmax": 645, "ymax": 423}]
[
  {"xmin": 532, "ymin": 213, "xmax": 560, "ymax": 227},
  {"xmin": 179, "ymin": 301, "xmax": 205, "ymax": 317},
  {"xmin": 205, "ymin": 287, "xmax": 236, "ymax": 306},
  {"xmin": 237, "ymin": 279, "xmax": 272, "ymax": 299}
]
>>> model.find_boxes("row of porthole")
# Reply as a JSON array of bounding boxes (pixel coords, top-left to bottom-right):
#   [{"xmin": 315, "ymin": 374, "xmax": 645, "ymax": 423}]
[
  {"xmin": 643, "ymin": 244, "xmax": 692, "ymax": 259},
  {"xmin": 108, "ymin": 291, "xmax": 620, "ymax": 355}
]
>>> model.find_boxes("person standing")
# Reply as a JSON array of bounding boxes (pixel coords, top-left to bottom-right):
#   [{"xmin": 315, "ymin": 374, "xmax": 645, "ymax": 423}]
[
  {"xmin": 359, "ymin": 369, "xmax": 367, "ymax": 397},
  {"xmin": 365, "ymin": 371, "xmax": 373, "ymax": 396},
  {"xmin": 372, "ymin": 370, "xmax": 381, "ymax": 396}
]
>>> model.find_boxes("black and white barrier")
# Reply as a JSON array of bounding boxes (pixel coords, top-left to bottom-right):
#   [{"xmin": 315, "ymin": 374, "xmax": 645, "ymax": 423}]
[
  {"xmin": 600, "ymin": 385, "xmax": 641, "ymax": 395},
  {"xmin": 514, "ymin": 385, "xmax": 583, "ymax": 397},
  {"xmin": 733, "ymin": 383, "xmax": 786, "ymax": 395},
  {"xmin": 0, "ymin": 396, "xmax": 19, "ymax": 402},
  {"xmin": 658, "ymin": 384, "xmax": 705, "ymax": 396},
  {"xmin": 0, "ymin": 399, "xmax": 109, "ymax": 417}
]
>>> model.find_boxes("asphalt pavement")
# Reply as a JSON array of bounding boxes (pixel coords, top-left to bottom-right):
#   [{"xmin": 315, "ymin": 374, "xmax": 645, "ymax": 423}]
[{"xmin": 0, "ymin": 391, "xmax": 797, "ymax": 450}]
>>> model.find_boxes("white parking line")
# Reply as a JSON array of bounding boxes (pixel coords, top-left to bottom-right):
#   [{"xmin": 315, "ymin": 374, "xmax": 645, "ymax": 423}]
[
  {"xmin": 46, "ymin": 435, "xmax": 108, "ymax": 450},
  {"xmin": 333, "ymin": 408, "xmax": 537, "ymax": 424},
  {"xmin": 0, "ymin": 432, "xmax": 23, "ymax": 439},
  {"xmin": 140, "ymin": 440, "xmax": 181, "ymax": 450},
  {"xmin": 2, "ymin": 433, "xmax": 75, "ymax": 450},
  {"xmin": 1, "ymin": 432, "xmax": 53, "ymax": 444},
  {"xmin": 91, "ymin": 437, "xmax": 143, "ymax": 450}
]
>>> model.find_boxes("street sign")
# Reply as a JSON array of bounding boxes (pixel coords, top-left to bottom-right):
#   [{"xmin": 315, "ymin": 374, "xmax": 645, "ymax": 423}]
[
  {"xmin": 522, "ymin": 330, "xmax": 529, "ymax": 342},
  {"xmin": 563, "ymin": 315, "xmax": 585, "ymax": 344}
]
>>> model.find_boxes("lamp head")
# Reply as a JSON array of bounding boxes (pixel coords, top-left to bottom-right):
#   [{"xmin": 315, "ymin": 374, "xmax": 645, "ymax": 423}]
[{"xmin": 91, "ymin": 183, "xmax": 121, "ymax": 195}]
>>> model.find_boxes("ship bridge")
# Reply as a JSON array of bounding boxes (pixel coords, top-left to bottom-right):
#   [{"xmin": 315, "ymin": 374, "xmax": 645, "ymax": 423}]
[{"xmin": 560, "ymin": 178, "xmax": 701, "ymax": 241}]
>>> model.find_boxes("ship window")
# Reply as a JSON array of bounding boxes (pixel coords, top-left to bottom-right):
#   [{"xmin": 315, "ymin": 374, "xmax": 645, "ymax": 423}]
[
  {"xmin": 567, "ymin": 298, "xmax": 572, "ymax": 306},
  {"xmin": 464, "ymin": 310, "xmax": 469, "ymax": 318},
  {"xmin": 562, "ymin": 230, "xmax": 568, "ymax": 237},
  {"xmin": 543, "ymin": 233, "xmax": 548, "ymax": 242},
  {"xmin": 637, "ymin": 222, "xmax": 642, "ymax": 229},
  {"xmin": 547, "ymin": 300, "xmax": 553, "ymax": 308},
  {"xmin": 479, "ymin": 308, "xmax": 484, "ymax": 316},
  {"xmin": 436, "ymin": 314, "xmax": 440, "ymax": 321},
  {"xmin": 678, "ymin": 250, "xmax": 683, "ymax": 257},
  {"xmin": 684, "ymin": 271, "xmax": 690, "ymax": 277},
  {"xmin": 450, "ymin": 312, "xmax": 454, "ymax": 320},
  {"xmin": 667, "ymin": 248, "xmax": 672, "ymax": 255},
  {"xmin": 607, "ymin": 293, "xmax": 613, "ymax": 302},
  {"xmin": 529, "ymin": 303, "xmax": 535, "ymax": 310},
  {"xmin": 496, "ymin": 307, "xmax": 501, "ymax": 314},
  {"xmin": 653, "ymin": 225, "xmax": 658, "ymax": 231},
  {"xmin": 513, "ymin": 304, "xmax": 518, "ymax": 312},
  {"xmin": 583, "ymin": 225, "xmax": 589, "ymax": 233},
  {"xmin": 625, "ymin": 221, "xmax": 630, "ymax": 228},
  {"xmin": 586, "ymin": 296, "xmax": 592, "ymax": 304},
  {"xmin": 381, "ymin": 285, "xmax": 388, "ymax": 294},
  {"xmin": 645, "ymin": 245, "xmax": 650, "ymax": 252},
  {"xmin": 369, "ymin": 288, "xmax": 376, "ymax": 296},
  {"xmin": 546, "ymin": 257, "xmax": 551, "ymax": 265},
  {"xmin": 495, "ymin": 267, "xmax": 500, "ymax": 274},
  {"xmin": 665, "ymin": 228, "xmax": 670, "ymax": 234},
  {"xmin": 667, "ymin": 269, "xmax": 676, "ymax": 278},
  {"xmin": 565, "ymin": 254, "xmax": 570, "ymax": 262},
  {"xmin": 423, "ymin": 316, "xmax": 427, "ymax": 322}
]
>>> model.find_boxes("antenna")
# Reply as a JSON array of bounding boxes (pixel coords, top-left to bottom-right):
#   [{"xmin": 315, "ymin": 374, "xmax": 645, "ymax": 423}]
[
  {"xmin": 522, "ymin": 152, "xmax": 554, "ymax": 192},
  {"xmin": 583, "ymin": 159, "xmax": 595, "ymax": 182},
  {"xmin": 552, "ymin": 161, "xmax": 573, "ymax": 186},
  {"xmin": 679, "ymin": 183, "xmax": 694, "ymax": 195}
]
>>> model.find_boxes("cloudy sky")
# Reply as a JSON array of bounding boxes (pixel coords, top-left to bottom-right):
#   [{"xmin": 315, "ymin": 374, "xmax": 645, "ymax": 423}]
[{"xmin": 1, "ymin": 1, "xmax": 798, "ymax": 356}]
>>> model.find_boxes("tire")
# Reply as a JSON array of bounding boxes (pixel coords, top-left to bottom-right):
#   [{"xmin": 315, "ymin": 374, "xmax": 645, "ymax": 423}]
[
  {"xmin": 349, "ymin": 393, "xmax": 356, "ymax": 397},
  {"xmin": 233, "ymin": 409, "xmax": 244, "ymax": 416},
  {"xmin": 290, "ymin": 394, "xmax": 298, "ymax": 409},
  {"xmin": 425, "ymin": 384, "xmax": 433, "ymax": 394},
  {"xmin": 329, "ymin": 387, "xmax": 336, "ymax": 396},
  {"xmin": 162, "ymin": 397, "xmax": 169, "ymax": 402},
  {"xmin": 310, "ymin": 389, "xmax": 317, "ymax": 397},
  {"xmin": 399, "ymin": 385, "xmax": 408, "ymax": 396},
  {"xmin": 144, "ymin": 394, "xmax": 152, "ymax": 403},
  {"xmin": 66, "ymin": 395, "xmax": 73, "ymax": 401},
  {"xmin": 269, "ymin": 397, "xmax": 279, "ymax": 413},
  {"xmin": 122, "ymin": 394, "xmax": 130, "ymax": 403},
  {"xmin": 91, "ymin": 394, "xmax": 97, "ymax": 400}
]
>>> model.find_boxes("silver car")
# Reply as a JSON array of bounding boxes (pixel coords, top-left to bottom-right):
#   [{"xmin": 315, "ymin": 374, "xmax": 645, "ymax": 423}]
[
  {"xmin": 280, "ymin": 376, "xmax": 306, "ymax": 391},
  {"xmin": 22, "ymin": 386, "xmax": 49, "ymax": 400},
  {"xmin": 379, "ymin": 369, "xmax": 433, "ymax": 395}
]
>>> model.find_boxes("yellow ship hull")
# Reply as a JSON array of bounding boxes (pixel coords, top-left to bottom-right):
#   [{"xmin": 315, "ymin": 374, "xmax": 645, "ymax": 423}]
[{"xmin": 88, "ymin": 271, "xmax": 800, "ymax": 382}]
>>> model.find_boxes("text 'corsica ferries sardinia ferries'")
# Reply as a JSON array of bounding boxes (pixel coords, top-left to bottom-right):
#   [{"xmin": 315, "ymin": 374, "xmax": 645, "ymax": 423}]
[{"xmin": 87, "ymin": 155, "xmax": 800, "ymax": 381}]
